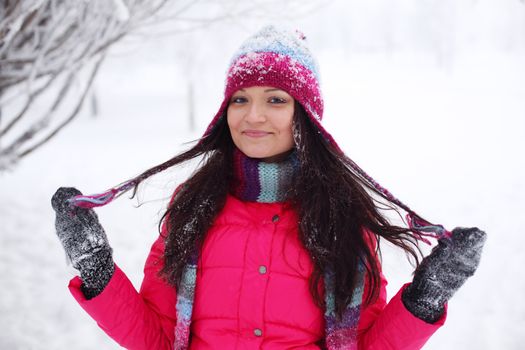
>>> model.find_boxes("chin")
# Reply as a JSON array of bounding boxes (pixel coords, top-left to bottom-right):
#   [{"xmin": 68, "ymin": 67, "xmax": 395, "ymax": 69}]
[
  {"xmin": 242, "ymin": 149, "xmax": 272, "ymax": 159},
  {"xmin": 242, "ymin": 148, "xmax": 294, "ymax": 162}
]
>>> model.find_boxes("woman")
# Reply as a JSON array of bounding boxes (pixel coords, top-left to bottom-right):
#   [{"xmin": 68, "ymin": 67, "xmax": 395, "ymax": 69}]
[{"xmin": 51, "ymin": 26, "xmax": 486, "ymax": 349}]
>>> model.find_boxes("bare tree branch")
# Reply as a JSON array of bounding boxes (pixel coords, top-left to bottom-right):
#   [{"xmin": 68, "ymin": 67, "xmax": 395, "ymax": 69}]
[
  {"xmin": 18, "ymin": 55, "xmax": 105, "ymax": 159},
  {"xmin": 0, "ymin": 0, "xmax": 173, "ymax": 171}
]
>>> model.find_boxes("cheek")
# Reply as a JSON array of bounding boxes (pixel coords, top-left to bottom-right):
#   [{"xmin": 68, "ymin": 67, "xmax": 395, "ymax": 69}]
[
  {"xmin": 281, "ymin": 125, "xmax": 295, "ymax": 149},
  {"xmin": 276, "ymin": 110, "xmax": 294, "ymax": 140},
  {"xmin": 226, "ymin": 110, "xmax": 245, "ymax": 151},
  {"xmin": 278, "ymin": 121, "xmax": 293, "ymax": 140},
  {"xmin": 226, "ymin": 109, "xmax": 240, "ymax": 132},
  {"xmin": 271, "ymin": 118, "xmax": 294, "ymax": 153}
]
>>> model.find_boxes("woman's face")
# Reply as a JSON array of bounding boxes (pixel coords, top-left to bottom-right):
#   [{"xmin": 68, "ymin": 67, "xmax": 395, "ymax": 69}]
[{"xmin": 227, "ymin": 86, "xmax": 295, "ymax": 162}]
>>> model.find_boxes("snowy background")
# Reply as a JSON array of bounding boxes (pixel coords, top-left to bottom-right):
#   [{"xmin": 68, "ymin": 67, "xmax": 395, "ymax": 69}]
[{"xmin": 1, "ymin": 0, "xmax": 524, "ymax": 349}]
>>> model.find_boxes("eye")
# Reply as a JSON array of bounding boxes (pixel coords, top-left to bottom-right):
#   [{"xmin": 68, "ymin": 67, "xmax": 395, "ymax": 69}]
[
  {"xmin": 269, "ymin": 97, "xmax": 287, "ymax": 104},
  {"xmin": 230, "ymin": 96, "xmax": 247, "ymax": 104}
]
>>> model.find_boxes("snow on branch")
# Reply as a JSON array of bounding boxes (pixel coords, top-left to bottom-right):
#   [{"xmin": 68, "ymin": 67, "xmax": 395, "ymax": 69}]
[{"xmin": 0, "ymin": 0, "xmax": 170, "ymax": 172}]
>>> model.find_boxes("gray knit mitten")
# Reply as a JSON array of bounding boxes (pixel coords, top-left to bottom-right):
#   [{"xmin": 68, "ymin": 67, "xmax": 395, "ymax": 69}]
[
  {"xmin": 51, "ymin": 187, "xmax": 115, "ymax": 299},
  {"xmin": 402, "ymin": 227, "xmax": 486, "ymax": 323}
]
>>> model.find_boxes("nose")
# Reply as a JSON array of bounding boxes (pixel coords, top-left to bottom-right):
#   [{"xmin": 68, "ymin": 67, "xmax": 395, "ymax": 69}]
[{"xmin": 244, "ymin": 101, "xmax": 266, "ymax": 123}]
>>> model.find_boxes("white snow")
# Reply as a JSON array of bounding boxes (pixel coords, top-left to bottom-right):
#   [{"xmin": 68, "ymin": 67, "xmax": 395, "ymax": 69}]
[{"xmin": 1, "ymin": 3, "xmax": 524, "ymax": 349}]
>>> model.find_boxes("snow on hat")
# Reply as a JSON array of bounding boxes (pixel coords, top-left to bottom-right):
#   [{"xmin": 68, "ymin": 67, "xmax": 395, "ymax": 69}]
[{"xmin": 201, "ymin": 25, "xmax": 341, "ymax": 151}]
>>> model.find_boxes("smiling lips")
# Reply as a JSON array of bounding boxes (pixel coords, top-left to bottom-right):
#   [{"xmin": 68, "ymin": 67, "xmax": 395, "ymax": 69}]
[{"xmin": 242, "ymin": 130, "xmax": 272, "ymax": 138}]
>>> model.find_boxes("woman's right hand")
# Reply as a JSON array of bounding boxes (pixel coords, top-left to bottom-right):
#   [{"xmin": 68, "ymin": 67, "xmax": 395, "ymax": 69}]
[{"xmin": 51, "ymin": 187, "xmax": 115, "ymax": 299}]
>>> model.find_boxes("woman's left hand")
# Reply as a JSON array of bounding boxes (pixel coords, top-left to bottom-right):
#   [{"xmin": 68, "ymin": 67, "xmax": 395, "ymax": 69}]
[{"xmin": 401, "ymin": 227, "xmax": 487, "ymax": 323}]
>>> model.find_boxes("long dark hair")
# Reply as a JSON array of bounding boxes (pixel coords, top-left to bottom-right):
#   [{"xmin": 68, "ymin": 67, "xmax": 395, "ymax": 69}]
[{"xmin": 128, "ymin": 101, "xmax": 422, "ymax": 319}]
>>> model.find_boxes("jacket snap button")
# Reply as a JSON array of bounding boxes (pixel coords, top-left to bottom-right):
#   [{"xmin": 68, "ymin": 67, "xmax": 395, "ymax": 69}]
[
  {"xmin": 258, "ymin": 265, "xmax": 267, "ymax": 274},
  {"xmin": 254, "ymin": 328, "xmax": 263, "ymax": 337},
  {"xmin": 272, "ymin": 214, "xmax": 279, "ymax": 222}
]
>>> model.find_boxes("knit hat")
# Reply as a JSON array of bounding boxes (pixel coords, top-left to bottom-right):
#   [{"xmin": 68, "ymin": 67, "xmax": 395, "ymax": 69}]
[{"xmin": 202, "ymin": 25, "xmax": 341, "ymax": 152}]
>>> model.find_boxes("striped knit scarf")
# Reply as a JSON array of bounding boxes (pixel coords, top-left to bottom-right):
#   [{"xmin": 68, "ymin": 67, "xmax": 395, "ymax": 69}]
[{"xmin": 173, "ymin": 148, "xmax": 365, "ymax": 350}]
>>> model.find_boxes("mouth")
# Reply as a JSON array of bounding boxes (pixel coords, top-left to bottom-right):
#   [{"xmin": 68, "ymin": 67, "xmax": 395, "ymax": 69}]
[{"xmin": 242, "ymin": 130, "xmax": 272, "ymax": 138}]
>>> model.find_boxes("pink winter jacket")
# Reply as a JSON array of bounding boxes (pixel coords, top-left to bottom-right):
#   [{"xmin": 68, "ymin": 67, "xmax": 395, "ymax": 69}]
[{"xmin": 69, "ymin": 194, "xmax": 446, "ymax": 349}]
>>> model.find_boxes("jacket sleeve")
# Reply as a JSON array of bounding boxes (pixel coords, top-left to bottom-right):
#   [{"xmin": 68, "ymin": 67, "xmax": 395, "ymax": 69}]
[
  {"xmin": 357, "ymin": 231, "xmax": 447, "ymax": 350},
  {"xmin": 68, "ymin": 232, "xmax": 177, "ymax": 350}
]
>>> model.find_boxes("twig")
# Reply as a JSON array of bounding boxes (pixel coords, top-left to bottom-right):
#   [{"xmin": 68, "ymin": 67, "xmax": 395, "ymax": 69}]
[{"xmin": 18, "ymin": 54, "xmax": 105, "ymax": 159}]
